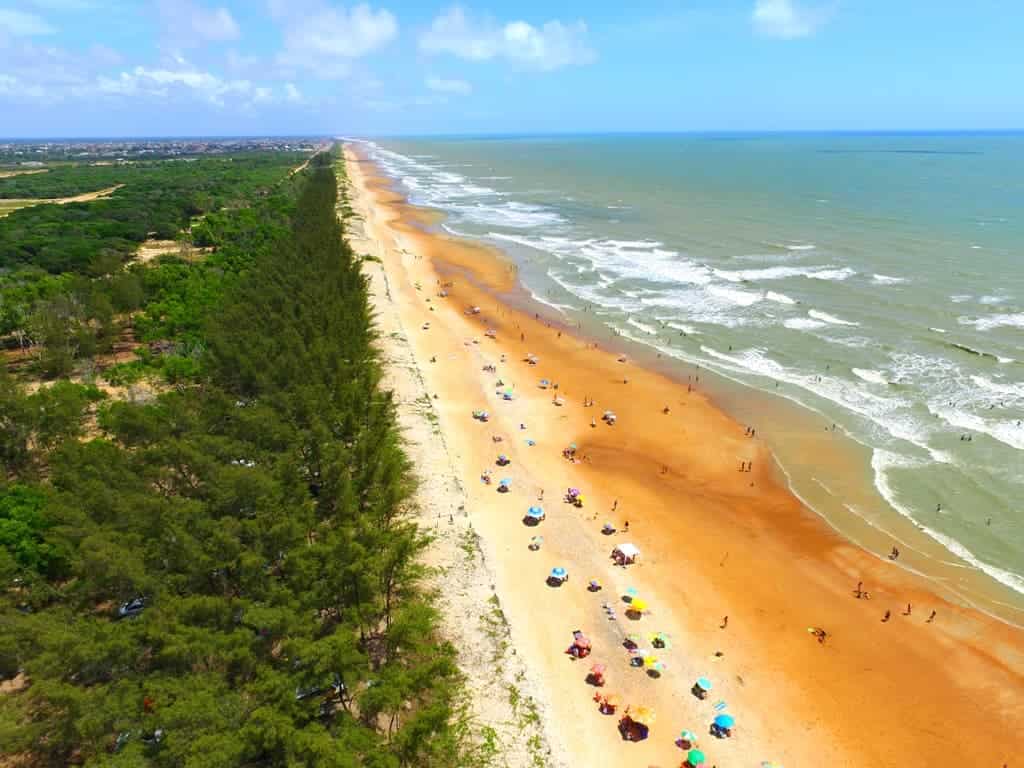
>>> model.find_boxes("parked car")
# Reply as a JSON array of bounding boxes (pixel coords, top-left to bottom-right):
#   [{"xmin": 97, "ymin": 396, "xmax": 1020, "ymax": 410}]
[{"xmin": 117, "ymin": 597, "xmax": 147, "ymax": 619}]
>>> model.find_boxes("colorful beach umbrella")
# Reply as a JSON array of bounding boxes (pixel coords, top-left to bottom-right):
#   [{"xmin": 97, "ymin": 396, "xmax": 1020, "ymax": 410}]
[
  {"xmin": 625, "ymin": 586, "xmax": 639, "ymax": 597},
  {"xmin": 630, "ymin": 706, "xmax": 655, "ymax": 726},
  {"xmin": 714, "ymin": 714, "xmax": 735, "ymax": 729},
  {"xmin": 526, "ymin": 506, "xmax": 544, "ymax": 519},
  {"xmin": 687, "ymin": 749, "xmax": 706, "ymax": 765},
  {"xmin": 590, "ymin": 663, "xmax": 606, "ymax": 675},
  {"xmin": 499, "ymin": 478, "xmax": 512, "ymax": 485},
  {"xmin": 679, "ymin": 729, "xmax": 697, "ymax": 743},
  {"xmin": 551, "ymin": 567, "xmax": 567, "ymax": 579},
  {"xmin": 696, "ymin": 677, "xmax": 712, "ymax": 691},
  {"xmin": 630, "ymin": 599, "xmax": 648, "ymax": 612}
]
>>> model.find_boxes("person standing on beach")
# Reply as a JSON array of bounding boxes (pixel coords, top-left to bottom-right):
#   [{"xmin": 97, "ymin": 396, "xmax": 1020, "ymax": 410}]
[
  {"xmin": 904, "ymin": 603, "xmax": 912, "ymax": 616},
  {"xmin": 889, "ymin": 546, "xmax": 900, "ymax": 560},
  {"xmin": 882, "ymin": 610, "xmax": 891, "ymax": 623},
  {"xmin": 720, "ymin": 616, "xmax": 729, "ymax": 629}
]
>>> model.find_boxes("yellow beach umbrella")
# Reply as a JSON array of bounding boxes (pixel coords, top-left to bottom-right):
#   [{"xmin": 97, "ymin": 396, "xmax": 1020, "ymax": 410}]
[
  {"xmin": 631, "ymin": 706, "xmax": 656, "ymax": 726},
  {"xmin": 630, "ymin": 599, "xmax": 648, "ymax": 612}
]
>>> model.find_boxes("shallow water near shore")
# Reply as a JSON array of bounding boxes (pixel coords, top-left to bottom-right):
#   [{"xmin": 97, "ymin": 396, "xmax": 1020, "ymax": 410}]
[{"xmin": 353, "ymin": 133, "xmax": 1024, "ymax": 620}]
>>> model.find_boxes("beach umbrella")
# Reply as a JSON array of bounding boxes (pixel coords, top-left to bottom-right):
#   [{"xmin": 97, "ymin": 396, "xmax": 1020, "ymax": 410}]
[
  {"xmin": 687, "ymin": 749, "xmax": 706, "ymax": 765},
  {"xmin": 644, "ymin": 657, "xmax": 666, "ymax": 672},
  {"xmin": 714, "ymin": 714, "xmax": 735, "ymax": 729},
  {"xmin": 602, "ymin": 693, "xmax": 621, "ymax": 708},
  {"xmin": 551, "ymin": 567, "xmax": 567, "ymax": 579},
  {"xmin": 529, "ymin": 536, "xmax": 543, "ymax": 547},
  {"xmin": 625, "ymin": 586, "xmax": 639, "ymax": 597},
  {"xmin": 630, "ymin": 599, "xmax": 648, "ymax": 612},
  {"xmin": 500, "ymin": 478, "xmax": 512, "ymax": 485},
  {"xmin": 568, "ymin": 442, "xmax": 577, "ymax": 450},
  {"xmin": 630, "ymin": 706, "xmax": 655, "ymax": 726},
  {"xmin": 680, "ymin": 730, "xmax": 697, "ymax": 744},
  {"xmin": 625, "ymin": 633, "xmax": 642, "ymax": 646},
  {"xmin": 497, "ymin": 454, "xmax": 508, "ymax": 462},
  {"xmin": 590, "ymin": 663, "xmax": 606, "ymax": 675},
  {"xmin": 696, "ymin": 677, "xmax": 712, "ymax": 692},
  {"xmin": 526, "ymin": 506, "xmax": 544, "ymax": 519}
]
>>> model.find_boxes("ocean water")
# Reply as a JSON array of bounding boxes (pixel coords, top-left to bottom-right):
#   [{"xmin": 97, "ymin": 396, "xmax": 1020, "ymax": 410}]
[{"xmin": 357, "ymin": 133, "xmax": 1024, "ymax": 612}]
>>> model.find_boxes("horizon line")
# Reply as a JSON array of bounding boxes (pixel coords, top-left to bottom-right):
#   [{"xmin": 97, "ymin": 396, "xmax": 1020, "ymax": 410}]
[{"xmin": 2, "ymin": 128, "xmax": 1024, "ymax": 142}]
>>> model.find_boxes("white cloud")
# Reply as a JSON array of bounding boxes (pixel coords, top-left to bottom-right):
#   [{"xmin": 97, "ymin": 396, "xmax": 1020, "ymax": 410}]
[
  {"xmin": 274, "ymin": 3, "xmax": 397, "ymax": 78},
  {"xmin": 425, "ymin": 75, "xmax": 471, "ymax": 95},
  {"xmin": 284, "ymin": 82, "xmax": 303, "ymax": 103},
  {"xmin": 157, "ymin": 0, "xmax": 241, "ymax": 48},
  {"xmin": 752, "ymin": 0, "xmax": 832, "ymax": 39},
  {"xmin": 96, "ymin": 66, "xmax": 253, "ymax": 106},
  {"xmin": 0, "ymin": 8, "xmax": 56, "ymax": 36},
  {"xmin": 419, "ymin": 6, "xmax": 594, "ymax": 71}
]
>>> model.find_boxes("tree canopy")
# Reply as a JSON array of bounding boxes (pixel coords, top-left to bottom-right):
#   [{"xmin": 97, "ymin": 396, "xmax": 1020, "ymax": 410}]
[{"xmin": 0, "ymin": 153, "xmax": 467, "ymax": 767}]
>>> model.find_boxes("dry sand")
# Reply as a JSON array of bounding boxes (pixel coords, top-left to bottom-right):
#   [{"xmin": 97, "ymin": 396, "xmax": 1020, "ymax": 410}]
[{"xmin": 343, "ymin": 144, "xmax": 1024, "ymax": 768}]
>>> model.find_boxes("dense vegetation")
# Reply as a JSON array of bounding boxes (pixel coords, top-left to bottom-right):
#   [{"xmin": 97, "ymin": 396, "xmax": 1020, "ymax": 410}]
[
  {"xmin": 0, "ymin": 154, "xmax": 300, "ymax": 274},
  {"xmin": 0, "ymin": 155, "xmax": 466, "ymax": 766}
]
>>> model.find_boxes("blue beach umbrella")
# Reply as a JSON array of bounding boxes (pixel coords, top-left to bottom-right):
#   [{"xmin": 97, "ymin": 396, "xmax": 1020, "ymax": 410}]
[
  {"xmin": 696, "ymin": 677, "xmax": 712, "ymax": 692},
  {"xmin": 527, "ymin": 506, "xmax": 545, "ymax": 518},
  {"xmin": 551, "ymin": 567, "xmax": 567, "ymax": 579},
  {"xmin": 714, "ymin": 714, "xmax": 735, "ymax": 729},
  {"xmin": 499, "ymin": 478, "xmax": 512, "ymax": 485}
]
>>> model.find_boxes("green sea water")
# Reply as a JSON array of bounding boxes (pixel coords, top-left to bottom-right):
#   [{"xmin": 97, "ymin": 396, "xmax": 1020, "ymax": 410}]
[{"xmin": 361, "ymin": 133, "xmax": 1024, "ymax": 616}]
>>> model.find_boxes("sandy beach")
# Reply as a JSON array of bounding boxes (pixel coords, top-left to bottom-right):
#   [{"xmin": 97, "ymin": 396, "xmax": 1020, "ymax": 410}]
[{"xmin": 342, "ymin": 144, "xmax": 1024, "ymax": 767}]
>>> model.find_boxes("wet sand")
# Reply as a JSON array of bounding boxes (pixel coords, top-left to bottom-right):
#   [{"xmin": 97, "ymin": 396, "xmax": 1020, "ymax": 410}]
[{"xmin": 344, "ymin": 144, "xmax": 1024, "ymax": 767}]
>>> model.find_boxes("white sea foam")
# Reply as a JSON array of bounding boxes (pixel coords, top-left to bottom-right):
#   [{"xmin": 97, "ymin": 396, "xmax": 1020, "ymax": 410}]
[
  {"xmin": 929, "ymin": 405, "xmax": 1024, "ymax": 451},
  {"xmin": 713, "ymin": 265, "xmax": 852, "ymax": 283},
  {"xmin": 958, "ymin": 313, "xmax": 1024, "ymax": 331},
  {"xmin": 929, "ymin": 327, "xmax": 948, "ymax": 334},
  {"xmin": 979, "ymin": 295, "xmax": 1009, "ymax": 305},
  {"xmin": 807, "ymin": 267, "xmax": 856, "ymax": 281},
  {"xmin": 626, "ymin": 318, "xmax": 659, "ymax": 335},
  {"xmin": 808, "ymin": 309, "xmax": 859, "ymax": 326},
  {"xmin": 853, "ymin": 368, "xmax": 890, "ymax": 385},
  {"xmin": 766, "ymin": 241, "xmax": 816, "ymax": 251},
  {"xmin": 765, "ymin": 291, "xmax": 796, "ymax": 305},
  {"xmin": 971, "ymin": 375, "xmax": 1024, "ymax": 399},
  {"xmin": 698, "ymin": 346, "xmax": 951, "ymax": 462},
  {"xmin": 950, "ymin": 294, "xmax": 972, "ymax": 303},
  {"xmin": 784, "ymin": 317, "xmax": 827, "ymax": 330},
  {"xmin": 870, "ymin": 450, "xmax": 1024, "ymax": 596},
  {"xmin": 872, "ymin": 273, "xmax": 907, "ymax": 285},
  {"xmin": 707, "ymin": 284, "xmax": 763, "ymax": 307}
]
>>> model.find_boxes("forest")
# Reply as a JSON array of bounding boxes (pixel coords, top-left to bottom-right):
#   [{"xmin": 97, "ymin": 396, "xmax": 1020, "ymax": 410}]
[
  {"xmin": 0, "ymin": 154, "xmax": 300, "ymax": 274},
  {"xmin": 0, "ymin": 153, "xmax": 468, "ymax": 766}
]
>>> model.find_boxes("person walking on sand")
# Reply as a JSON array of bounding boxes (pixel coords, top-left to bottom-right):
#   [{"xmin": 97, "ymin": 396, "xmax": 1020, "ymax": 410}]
[
  {"xmin": 623, "ymin": 520, "xmax": 629, "ymax": 532},
  {"xmin": 855, "ymin": 581, "xmax": 864, "ymax": 598},
  {"xmin": 927, "ymin": 610, "xmax": 937, "ymax": 623},
  {"xmin": 612, "ymin": 499, "xmax": 618, "ymax": 512},
  {"xmin": 882, "ymin": 610, "xmax": 891, "ymax": 623},
  {"xmin": 903, "ymin": 603, "xmax": 912, "ymax": 616},
  {"xmin": 720, "ymin": 616, "xmax": 729, "ymax": 629},
  {"xmin": 889, "ymin": 546, "xmax": 900, "ymax": 561}
]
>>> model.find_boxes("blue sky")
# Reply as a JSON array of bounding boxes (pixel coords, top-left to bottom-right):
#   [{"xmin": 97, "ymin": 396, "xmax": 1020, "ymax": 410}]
[{"xmin": 1, "ymin": 0, "xmax": 1022, "ymax": 137}]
